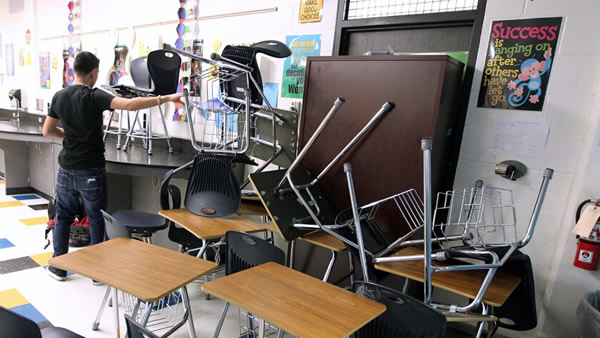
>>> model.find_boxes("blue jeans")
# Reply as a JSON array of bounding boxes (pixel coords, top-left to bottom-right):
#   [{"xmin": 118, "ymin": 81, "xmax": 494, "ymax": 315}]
[{"xmin": 53, "ymin": 167, "xmax": 108, "ymax": 257}]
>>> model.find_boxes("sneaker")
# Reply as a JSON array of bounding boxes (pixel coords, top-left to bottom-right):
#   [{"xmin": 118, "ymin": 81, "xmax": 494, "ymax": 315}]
[
  {"xmin": 92, "ymin": 280, "xmax": 104, "ymax": 286},
  {"xmin": 47, "ymin": 266, "xmax": 67, "ymax": 281}
]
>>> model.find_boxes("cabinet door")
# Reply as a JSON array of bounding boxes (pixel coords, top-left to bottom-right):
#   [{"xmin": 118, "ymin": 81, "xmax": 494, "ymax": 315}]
[{"xmin": 28, "ymin": 142, "xmax": 55, "ymax": 196}]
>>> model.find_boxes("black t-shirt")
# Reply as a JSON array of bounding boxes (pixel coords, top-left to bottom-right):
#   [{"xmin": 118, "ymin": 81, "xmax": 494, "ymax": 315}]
[{"xmin": 48, "ymin": 85, "xmax": 114, "ymax": 169}]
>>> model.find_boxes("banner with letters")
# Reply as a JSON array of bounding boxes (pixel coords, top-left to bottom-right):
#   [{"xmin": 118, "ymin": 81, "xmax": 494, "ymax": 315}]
[
  {"xmin": 281, "ymin": 34, "xmax": 321, "ymax": 99},
  {"xmin": 477, "ymin": 17, "xmax": 562, "ymax": 111}
]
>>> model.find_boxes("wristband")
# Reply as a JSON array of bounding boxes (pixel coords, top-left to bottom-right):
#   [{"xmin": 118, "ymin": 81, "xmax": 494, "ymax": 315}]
[{"xmin": 157, "ymin": 95, "xmax": 162, "ymax": 105}]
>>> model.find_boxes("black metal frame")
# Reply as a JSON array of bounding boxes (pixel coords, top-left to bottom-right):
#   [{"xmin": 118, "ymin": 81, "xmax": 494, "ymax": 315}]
[{"xmin": 332, "ymin": 0, "xmax": 488, "ymax": 190}]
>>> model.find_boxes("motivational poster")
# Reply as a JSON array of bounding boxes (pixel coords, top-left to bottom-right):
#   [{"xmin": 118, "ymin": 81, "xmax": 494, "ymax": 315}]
[
  {"xmin": 477, "ymin": 17, "xmax": 562, "ymax": 111},
  {"xmin": 281, "ymin": 34, "xmax": 321, "ymax": 99}
]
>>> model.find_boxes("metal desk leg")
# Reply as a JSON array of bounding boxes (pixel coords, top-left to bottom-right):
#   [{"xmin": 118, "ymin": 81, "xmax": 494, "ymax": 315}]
[
  {"xmin": 288, "ymin": 240, "xmax": 296, "ymax": 269},
  {"xmin": 258, "ymin": 318, "xmax": 265, "ymax": 338},
  {"xmin": 348, "ymin": 251, "xmax": 354, "ymax": 285},
  {"xmin": 195, "ymin": 240, "xmax": 208, "ymax": 259},
  {"xmin": 323, "ymin": 250, "xmax": 337, "ymax": 282},
  {"xmin": 475, "ymin": 303, "xmax": 489, "ymax": 338},
  {"xmin": 112, "ymin": 286, "xmax": 120, "ymax": 338},
  {"xmin": 181, "ymin": 286, "xmax": 197, "ymax": 338},
  {"xmin": 92, "ymin": 286, "xmax": 112, "ymax": 331},
  {"xmin": 131, "ymin": 298, "xmax": 141, "ymax": 319},
  {"xmin": 213, "ymin": 302, "xmax": 230, "ymax": 338}
]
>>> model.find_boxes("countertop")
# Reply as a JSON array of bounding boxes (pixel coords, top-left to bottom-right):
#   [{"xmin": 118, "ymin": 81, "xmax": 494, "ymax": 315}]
[{"xmin": 0, "ymin": 108, "xmax": 195, "ymax": 176}]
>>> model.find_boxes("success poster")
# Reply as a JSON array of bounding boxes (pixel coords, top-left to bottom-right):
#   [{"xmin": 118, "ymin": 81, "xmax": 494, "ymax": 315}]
[{"xmin": 477, "ymin": 17, "xmax": 562, "ymax": 111}]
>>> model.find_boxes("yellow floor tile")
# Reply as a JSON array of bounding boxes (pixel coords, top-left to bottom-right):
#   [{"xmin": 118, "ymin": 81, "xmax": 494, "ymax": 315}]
[
  {"xmin": 19, "ymin": 217, "xmax": 49, "ymax": 226},
  {"xmin": 0, "ymin": 288, "xmax": 29, "ymax": 308},
  {"xmin": 30, "ymin": 252, "xmax": 54, "ymax": 267},
  {"xmin": 0, "ymin": 201, "xmax": 24, "ymax": 208}
]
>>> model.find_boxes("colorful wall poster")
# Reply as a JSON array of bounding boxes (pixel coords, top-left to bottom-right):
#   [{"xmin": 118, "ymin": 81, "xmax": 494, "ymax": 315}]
[
  {"xmin": 263, "ymin": 82, "xmax": 279, "ymax": 108},
  {"xmin": 281, "ymin": 34, "xmax": 320, "ymax": 99},
  {"xmin": 477, "ymin": 17, "xmax": 562, "ymax": 111},
  {"xmin": 6, "ymin": 44, "xmax": 14, "ymax": 76},
  {"xmin": 299, "ymin": 0, "xmax": 323, "ymax": 23},
  {"xmin": 40, "ymin": 52, "xmax": 50, "ymax": 89}
]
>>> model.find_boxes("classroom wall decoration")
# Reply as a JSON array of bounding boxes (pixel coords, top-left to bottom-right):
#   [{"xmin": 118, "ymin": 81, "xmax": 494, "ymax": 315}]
[
  {"xmin": 6, "ymin": 44, "xmax": 14, "ymax": 76},
  {"xmin": 281, "ymin": 34, "xmax": 320, "ymax": 99},
  {"xmin": 173, "ymin": 0, "xmax": 198, "ymax": 121},
  {"xmin": 299, "ymin": 0, "xmax": 323, "ymax": 23},
  {"xmin": 63, "ymin": 1, "xmax": 81, "ymax": 87},
  {"xmin": 40, "ymin": 52, "xmax": 50, "ymax": 89},
  {"xmin": 477, "ymin": 17, "xmax": 562, "ymax": 111}
]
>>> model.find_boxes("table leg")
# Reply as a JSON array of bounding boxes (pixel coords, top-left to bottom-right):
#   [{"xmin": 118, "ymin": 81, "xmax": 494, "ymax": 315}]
[
  {"xmin": 475, "ymin": 303, "xmax": 488, "ymax": 338},
  {"xmin": 322, "ymin": 250, "xmax": 337, "ymax": 282},
  {"xmin": 258, "ymin": 318, "xmax": 265, "ymax": 338},
  {"xmin": 213, "ymin": 302, "xmax": 230, "ymax": 338},
  {"xmin": 288, "ymin": 240, "xmax": 296, "ymax": 269},
  {"xmin": 195, "ymin": 240, "xmax": 208, "ymax": 259},
  {"xmin": 181, "ymin": 286, "xmax": 197, "ymax": 338},
  {"xmin": 111, "ymin": 287, "xmax": 120, "ymax": 338},
  {"xmin": 132, "ymin": 298, "xmax": 141, "ymax": 319},
  {"xmin": 92, "ymin": 286, "xmax": 112, "ymax": 331}
]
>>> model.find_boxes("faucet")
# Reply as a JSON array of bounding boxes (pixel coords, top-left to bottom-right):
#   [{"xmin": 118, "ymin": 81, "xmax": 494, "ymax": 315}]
[{"xmin": 10, "ymin": 98, "xmax": 21, "ymax": 120}]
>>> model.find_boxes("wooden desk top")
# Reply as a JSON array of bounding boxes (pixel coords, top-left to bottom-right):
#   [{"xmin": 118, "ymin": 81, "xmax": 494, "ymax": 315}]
[
  {"xmin": 202, "ymin": 262, "xmax": 386, "ymax": 338},
  {"xmin": 49, "ymin": 238, "xmax": 217, "ymax": 302},
  {"xmin": 237, "ymin": 202, "xmax": 269, "ymax": 217},
  {"xmin": 299, "ymin": 230, "xmax": 346, "ymax": 252},
  {"xmin": 374, "ymin": 247, "xmax": 521, "ymax": 307},
  {"xmin": 159, "ymin": 208, "xmax": 271, "ymax": 240}
]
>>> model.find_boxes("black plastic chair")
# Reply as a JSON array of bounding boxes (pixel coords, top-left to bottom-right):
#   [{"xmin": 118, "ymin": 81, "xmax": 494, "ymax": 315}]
[
  {"xmin": 125, "ymin": 314, "xmax": 159, "ymax": 338},
  {"xmin": 213, "ymin": 231, "xmax": 286, "ymax": 337},
  {"xmin": 220, "ymin": 40, "xmax": 291, "ymax": 107},
  {"xmin": 110, "ymin": 210, "xmax": 168, "ymax": 243},
  {"xmin": 352, "ymin": 282, "xmax": 447, "ymax": 338},
  {"xmin": 100, "ymin": 210, "xmax": 131, "ymax": 240},
  {"xmin": 492, "ymin": 248, "xmax": 537, "ymax": 331},
  {"xmin": 159, "ymin": 179, "xmax": 205, "ymax": 253},
  {"xmin": 0, "ymin": 306, "xmax": 84, "ymax": 338},
  {"xmin": 184, "ymin": 153, "xmax": 241, "ymax": 217}
]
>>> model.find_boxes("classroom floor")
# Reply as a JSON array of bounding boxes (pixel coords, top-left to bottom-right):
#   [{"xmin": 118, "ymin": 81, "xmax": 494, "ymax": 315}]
[
  {"xmin": 0, "ymin": 179, "xmax": 248, "ymax": 338},
  {"xmin": 0, "ymin": 175, "xmax": 477, "ymax": 338}
]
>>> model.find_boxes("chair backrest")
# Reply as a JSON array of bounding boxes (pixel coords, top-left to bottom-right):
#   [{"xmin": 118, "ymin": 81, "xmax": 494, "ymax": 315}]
[
  {"xmin": 352, "ymin": 282, "xmax": 447, "ymax": 338},
  {"xmin": 125, "ymin": 314, "xmax": 159, "ymax": 338},
  {"xmin": 147, "ymin": 49, "xmax": 181, "ymax": 95},
  {"xmin": 184, "ymin": 153, "xmax": 241, "ymax": 217},
  {"xmin": 225, "ymin": 231, "xmax": 285, "ymax": 276},
  {"xmin": 130, "ymin": 56, "xmax": 152, "ymax": 89},
  {"xmin": 492, "ymin": 249, "xmax": 537, "ymax": 331},
  {"xmin": 0, "ymin": 306, "xmax": 42, "ymax": 338},
  {"xmin": 220, "ymin": 45, "xmax": 263, "ymax": 106},
  {"xmin": 101, "ymin": 210, "xmax": 131, "ymax": 240}
]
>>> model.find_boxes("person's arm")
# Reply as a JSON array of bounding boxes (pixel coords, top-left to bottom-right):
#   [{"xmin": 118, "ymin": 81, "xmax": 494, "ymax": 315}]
[
  {"xmin": 110, "ymin": 92, "xmax": 183, "ymax": 111},
  {"xmin": 42, "ymin": 116, "xmax": 64, "ymax": 139}
]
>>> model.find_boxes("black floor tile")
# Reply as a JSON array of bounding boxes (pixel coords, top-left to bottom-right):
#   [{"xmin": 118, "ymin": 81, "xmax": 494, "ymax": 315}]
[{"xmin": 0, "ymin": 256, "xmax": 40, "ymax": 274}]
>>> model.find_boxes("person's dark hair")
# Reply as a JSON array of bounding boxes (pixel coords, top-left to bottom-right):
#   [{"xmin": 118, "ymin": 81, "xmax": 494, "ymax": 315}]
[{"xmin": 73, "ymin": 51, "xmax": 100, "ymax": 76}]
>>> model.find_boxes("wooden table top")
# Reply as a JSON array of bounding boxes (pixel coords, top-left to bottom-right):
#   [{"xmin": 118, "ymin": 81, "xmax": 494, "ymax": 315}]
[
  {"xmin": 202, "ymin": 262, "xmax": 386, "ymax": 337},
  {"xmin": 159, "ymin": 208, "xmax": 271, "ymax": 240},
  {"xmin": 237, "ymin": 202, "xmax": 269, "ymax": 217},
  {"xmin": 374, "ymin": 247, "xmax": 521, "ymax": 307},
  {"xmin": 49, "ymin": 238, "xmax": 217, "ymax": 302},
  {"xmin": 299, "ymin": 230, "xmax": 347, "ymax": 252}
]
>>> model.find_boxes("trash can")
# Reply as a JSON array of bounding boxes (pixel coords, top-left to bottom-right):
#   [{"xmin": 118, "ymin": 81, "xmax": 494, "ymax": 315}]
[{"xmin": 577, "ymin": 291, "xmax": 600, "ymax": 337}]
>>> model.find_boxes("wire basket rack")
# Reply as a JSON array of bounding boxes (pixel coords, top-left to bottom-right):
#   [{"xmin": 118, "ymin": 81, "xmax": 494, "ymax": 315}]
[
  {"xmin": 120, "ymin": 290, "xmax": 184, "ymax": 334},
  {"xmin": 184, "ymin": 60, "xmax": 253, "ymax": 154},
  {"xmin": 432, "ymin": 183, "xmax": 517, "ymax": 249}
]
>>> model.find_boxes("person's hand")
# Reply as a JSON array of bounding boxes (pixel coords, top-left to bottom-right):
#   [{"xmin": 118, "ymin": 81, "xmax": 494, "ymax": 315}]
[{"xmin": 165, "ymin": 92, "xmax": 184, "ymax": 105}]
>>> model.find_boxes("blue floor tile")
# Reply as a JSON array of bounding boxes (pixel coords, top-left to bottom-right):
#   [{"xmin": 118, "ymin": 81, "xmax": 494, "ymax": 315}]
[
  {"xmin": 12, "ymin": 194, "xmax": 41, "ymax": 201},
  {"xmin": 0, "ymin": 238, "xmax": 15, "ymax": 249},
  {"xmin": 10, "ymin": 303, "xmax": 48, "ymax": 323}
]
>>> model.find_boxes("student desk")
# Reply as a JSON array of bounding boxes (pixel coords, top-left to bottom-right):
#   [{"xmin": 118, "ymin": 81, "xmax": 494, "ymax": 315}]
[
  {"xmin": 48, "ymin": 237, "xmax": 217, "ymax": 338},
  {"xmin": 202, "ymin": 262, "xmax": 386, "ymax": 338},
  {"xmin": 374, "ymin": 246, "xmax": 521, "ymax": 310}
]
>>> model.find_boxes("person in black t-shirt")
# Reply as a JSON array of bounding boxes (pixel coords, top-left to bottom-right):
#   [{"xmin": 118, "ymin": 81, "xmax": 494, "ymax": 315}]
[{"xmin": 42, "ymin": 51, "xmax": 182, "ymax": 281}]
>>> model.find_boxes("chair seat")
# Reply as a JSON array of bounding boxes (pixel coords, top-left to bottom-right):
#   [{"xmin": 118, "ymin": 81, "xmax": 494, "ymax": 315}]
[
  {"xmin": 112, "ymin": 210, "xmax": 167, "ymax": 236},
  {"xmin": 41, "ymin": 327, "xmax": 84, "ymax": 338}
]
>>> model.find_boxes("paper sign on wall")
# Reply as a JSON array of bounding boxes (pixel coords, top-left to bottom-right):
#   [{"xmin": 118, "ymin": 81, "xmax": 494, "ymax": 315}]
[
  {"xmin": 477, "ymin": 17, "xmax": 562, "ymax": 111},
  {"xmin": 40, "ymin": 52, "xmax": 50, "ymax": 89},
  {"xmin": 490, "ymin": 119, "xmax": 550, "ymax": 158},
  {"xmin": 299, "ymin": 0, "xmax": 323, "ymax": 23},
  {"xmin": 281, "ymin": 34, "xmax": 321, "ymax": 99}
]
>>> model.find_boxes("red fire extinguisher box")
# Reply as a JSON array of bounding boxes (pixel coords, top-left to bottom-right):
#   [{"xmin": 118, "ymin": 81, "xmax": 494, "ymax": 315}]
[{"xmin": 574, "ymin": 238, "xmax": 600, "ymax": 270}]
